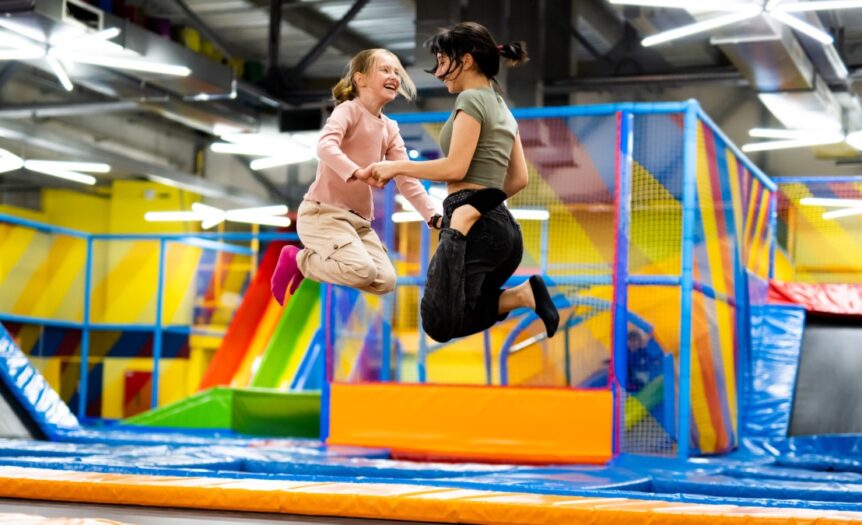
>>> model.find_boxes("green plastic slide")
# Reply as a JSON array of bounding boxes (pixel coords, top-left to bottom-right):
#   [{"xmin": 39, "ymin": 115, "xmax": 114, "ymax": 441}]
[{"xmin": 124, "ymin": 387, "xmax": 320, "ymax": 438}]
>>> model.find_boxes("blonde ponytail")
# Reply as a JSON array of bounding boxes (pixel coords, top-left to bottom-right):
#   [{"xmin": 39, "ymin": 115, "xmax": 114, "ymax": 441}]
[{"xmin": 332, "ymin": 76, "xmax": 356, "ymax": 104}]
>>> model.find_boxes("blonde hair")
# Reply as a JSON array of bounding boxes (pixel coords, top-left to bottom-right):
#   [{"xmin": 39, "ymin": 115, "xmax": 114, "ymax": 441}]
[{"xmin": 332, "ymin": 49, "xmax": 416, "ymax": 104}]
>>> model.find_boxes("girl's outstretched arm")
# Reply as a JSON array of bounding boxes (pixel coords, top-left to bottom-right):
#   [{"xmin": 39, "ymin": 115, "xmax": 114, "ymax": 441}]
[
  {"xmin": 386, "ymin": 132, "xmax": 442, "ymax": 222},
  {"xmin": 373, "ymin": 111, "xmax": 480, "ymax": 183}
]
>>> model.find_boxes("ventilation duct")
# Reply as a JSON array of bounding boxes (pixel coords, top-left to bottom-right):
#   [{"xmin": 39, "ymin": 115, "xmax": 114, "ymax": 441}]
[{"xmin": 0, "ymin": 0, "xmax": 258, "ymax": 134}]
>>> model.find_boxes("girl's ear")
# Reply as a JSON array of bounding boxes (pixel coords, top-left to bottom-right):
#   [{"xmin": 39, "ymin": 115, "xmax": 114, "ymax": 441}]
[
  {"xmin": 353, "ymin": 71, "xmax": 365, "ymax": 88},
  {"xmin": 462, "ymin": 53, "xmax": 475, "ymax": 71}
]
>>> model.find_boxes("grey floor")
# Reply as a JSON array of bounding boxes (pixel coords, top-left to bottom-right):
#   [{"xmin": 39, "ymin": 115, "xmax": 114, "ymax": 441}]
[{"xmin": 0, "ymin": 498, "xmax": 435, "ymax": 524}]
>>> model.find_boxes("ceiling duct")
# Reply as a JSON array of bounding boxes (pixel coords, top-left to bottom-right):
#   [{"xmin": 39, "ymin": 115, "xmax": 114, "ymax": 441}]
[
  {"xmin": 758, "ymin": 75, "xmax": 843, "ymax": 131},
  {"xmin": 705, "ymin": 7, "xmax": 862, "ymax": 153},
  {"xmin": 0, "ymin": 0, "xmax": 259, "ymax": 134},
  {"xmin": 711, "ymin": 8, "xmax": 862, "ymax": 156},
  {"xmin": 713, "ymin": 15, "xmax": 815, "ymax": 91}
]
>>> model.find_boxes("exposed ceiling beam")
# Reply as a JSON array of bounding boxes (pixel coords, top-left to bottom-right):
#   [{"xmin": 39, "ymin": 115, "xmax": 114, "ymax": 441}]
[
  {"xmin": 248, "ymin": 0, "xmax": 404, "ymax": 64},
  {"xmin": 168, "ymin": 0, "xmax": 243, "ymax": 59},
  {"xmin": 292, "ymin": 0, "xmax": 372, "ymax": 77},
  {"xmin": 268, "ymin": 0, "xmax": 283, "ymax": 75}
]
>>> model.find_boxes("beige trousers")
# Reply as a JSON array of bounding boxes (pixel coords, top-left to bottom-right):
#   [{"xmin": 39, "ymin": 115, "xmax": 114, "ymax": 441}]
[{"xmin": 296, "ymin": 199, "xmax": 396, "ymax": 295}]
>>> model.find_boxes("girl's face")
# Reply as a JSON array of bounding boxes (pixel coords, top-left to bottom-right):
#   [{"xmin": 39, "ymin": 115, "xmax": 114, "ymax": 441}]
[
  {"xmin": 357, "ymin": 52, "xmax": 402, "ymax": 105},
  {"xmin": 434, "ymin": 53, "xmax": 465, "ymax": 93}
]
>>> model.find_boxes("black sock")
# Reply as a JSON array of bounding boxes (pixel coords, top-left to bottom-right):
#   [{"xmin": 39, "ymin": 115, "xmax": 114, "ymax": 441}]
[
  {"xmin": 529, "ymin": 275, "xmax": 560, "ymax": 338},
  {"xmin": 453, "ymin": 188, "xmax": 508, "ymax": 214}
]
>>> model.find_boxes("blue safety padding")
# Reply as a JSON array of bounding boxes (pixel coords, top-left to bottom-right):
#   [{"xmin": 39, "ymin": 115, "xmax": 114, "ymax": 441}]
[
  {"xmin": 0, "ymin": 325, "xmax": 80, "ymax": 437},
  {"xmin": 0, "ymin": 438, "xmax": 113, "ymax": 457},
  {"xmin": 53, "ymin": 428, "xmax": 391, "ymax": 458},
  {"xmin": 741, "ymin": 304, "xmax": 806, "ymax": 438},
  {"xmin": 611, "ymin": 453, "xmax": 730, "ymax": 475},
  {"xmin": 776, "ymin": 455, "xmax": 862, "ymax": 473},
  {"xmin": 246, "ymin": 455, "xmax": 515, "ymax": 479},
  {"xmin": 741, "ymin": 435, "xmax": 862, "ymax": 458},
  {"xmin": 246, "ymin": 455, "xmax": 651, "ymax": 489},
  {"xmin": 725, "ymin": 464, "xmax": 862, "ymax": 484},
  {"xmin": 11, "ymin": 454, "xmax": 242, "ymax": 471},
  {"xmin": 4, "ymin": 443, "xmax": 862, "ymax": 512},
  {"xmin": 653, "ymin": 473, "xmax": 862, "ymax": 503},
  {"xmin": 457, "ymin": 468, "xmax": 652, "ymax": 492}
]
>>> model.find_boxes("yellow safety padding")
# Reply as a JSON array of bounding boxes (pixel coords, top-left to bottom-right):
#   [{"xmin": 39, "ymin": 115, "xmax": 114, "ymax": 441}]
[{"xmin": 0, "ymin": 467, "xmax": 860, "ymax": 524}]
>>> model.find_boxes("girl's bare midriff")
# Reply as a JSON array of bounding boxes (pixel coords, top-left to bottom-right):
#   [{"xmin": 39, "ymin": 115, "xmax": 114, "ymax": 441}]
[{"xmin": 448, "ymin": 180, "xmax": 488, "ymax": 194}]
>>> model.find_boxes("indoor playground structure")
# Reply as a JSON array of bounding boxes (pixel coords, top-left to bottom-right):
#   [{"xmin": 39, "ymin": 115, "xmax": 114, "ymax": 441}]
[{"xmin": 4, "ymin": 100, "xmax": 862, "ymax": 523}]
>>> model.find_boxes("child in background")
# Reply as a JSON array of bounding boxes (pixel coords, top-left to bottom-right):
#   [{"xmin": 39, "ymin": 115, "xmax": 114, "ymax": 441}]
[{"xmin": 271, "ymin": 49, "xmax": 441, "ymax": 305}]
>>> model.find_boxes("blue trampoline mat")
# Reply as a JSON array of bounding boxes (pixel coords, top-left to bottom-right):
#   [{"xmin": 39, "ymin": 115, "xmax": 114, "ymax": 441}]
[{"xmin": 3, "ymin": 435, "xmax": 862, "ymax": 512}]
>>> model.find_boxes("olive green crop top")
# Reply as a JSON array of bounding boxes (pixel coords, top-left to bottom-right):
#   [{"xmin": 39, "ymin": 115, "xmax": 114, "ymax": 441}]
[{"xmin": 438, "ymin": 87, "xmax": 517, "ymax": 189}]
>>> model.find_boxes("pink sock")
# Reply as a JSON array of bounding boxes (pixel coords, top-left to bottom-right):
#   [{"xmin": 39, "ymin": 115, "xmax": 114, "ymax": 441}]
[{"xmin": 271, "ymin": 245, "xmax": 303, "ymax": 305}]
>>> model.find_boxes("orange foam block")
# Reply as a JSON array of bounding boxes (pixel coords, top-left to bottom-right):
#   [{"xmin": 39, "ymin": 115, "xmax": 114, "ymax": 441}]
[{"xmin": 328, "ymin": 383, "xmax": 613, "ymax": 464}]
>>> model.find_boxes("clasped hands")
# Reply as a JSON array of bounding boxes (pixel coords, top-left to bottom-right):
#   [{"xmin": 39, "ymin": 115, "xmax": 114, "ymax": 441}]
[{"xmin": 353, "ymin": 161, "xmax": 398, "ymax": 189}]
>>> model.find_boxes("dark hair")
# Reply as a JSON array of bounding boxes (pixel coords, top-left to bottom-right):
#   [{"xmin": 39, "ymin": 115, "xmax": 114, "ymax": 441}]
[{"xmin": 424, "ymin": 22, "xmax": 528, "ymax": 86}]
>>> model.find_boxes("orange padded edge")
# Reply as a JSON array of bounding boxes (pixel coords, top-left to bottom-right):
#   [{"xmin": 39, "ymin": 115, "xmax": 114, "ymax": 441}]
[
  {"xmin": 327, "ymin": 382, "xmax": 614, "ymax": 464},
  {"xmin": 1, "ymin": 467, "xmax": 861, "ymax": 524}
]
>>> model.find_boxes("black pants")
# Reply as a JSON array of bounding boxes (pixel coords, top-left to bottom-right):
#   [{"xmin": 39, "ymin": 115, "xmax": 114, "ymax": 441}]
[{"xmin": 421, "ymin": 189, "xmax": 524, "ymax": 343}]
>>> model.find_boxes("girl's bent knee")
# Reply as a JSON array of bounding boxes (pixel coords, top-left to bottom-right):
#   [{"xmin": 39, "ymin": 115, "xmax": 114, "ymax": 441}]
[
  {"xmin": 422, "ymin": 317, "xmax": 453, "ymax": 343},
  {"xmin": 343, "ymin": 264, "xmax": 377, "ymax": 289},
  {"xmin": 376, "ymin": 269, "xmax": 397, "ymax": 294}
]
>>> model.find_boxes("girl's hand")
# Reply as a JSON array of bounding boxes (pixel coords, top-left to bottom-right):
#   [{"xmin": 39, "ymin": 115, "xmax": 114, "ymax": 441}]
[
  {"xmin": 371, "ymin": 161, "xmax": 399, "ymax": 182},
  {"xmin": 353, "ymin": 166, "xmax": 386, "ymax": 188}
]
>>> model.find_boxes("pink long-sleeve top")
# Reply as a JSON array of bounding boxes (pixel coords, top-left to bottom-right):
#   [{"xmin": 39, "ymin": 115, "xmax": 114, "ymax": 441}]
[{"xmin": 306, "ymin": 99, "xmax": 439, "ymax": 222}]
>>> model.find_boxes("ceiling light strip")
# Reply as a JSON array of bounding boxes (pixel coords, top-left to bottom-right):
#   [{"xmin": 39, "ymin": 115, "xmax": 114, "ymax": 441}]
[
  {"xmin": 642, "ymin": 9, "xmax": 761, "ymax": 47},
  {"xmin": 801, "ymin": 197, "xmax": 862, "ymax": 207},
  {"xmin": 608, "ymin": 0, "xmax": 755, "ymax": 11},
  {"xmin": 741, "ymin": 136, "xmax": 846, "ymax": 152},
  {"xmin": 778, "ymin": 1, "xmax": 862, "ymax": 12},
  {"xmin": 823, "ymin": 207, "xmax": 862, "ymax": 220},
  {"xmin": 769, "ymin": 11, "xmax": 834, "ymax": 43}
]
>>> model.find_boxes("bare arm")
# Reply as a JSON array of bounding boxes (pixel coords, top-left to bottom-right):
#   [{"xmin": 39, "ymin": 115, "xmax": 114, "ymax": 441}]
[
  {"xmin": 386, "ymin": 124, "xmax": 441, "ymax": 222},
  {"xmin": 373, "ymin": 111, "xmax": 481, "ymax": 183},
  {"xmin": 502, "ymin": 132, "xmax": 529, "ymax": 197}
]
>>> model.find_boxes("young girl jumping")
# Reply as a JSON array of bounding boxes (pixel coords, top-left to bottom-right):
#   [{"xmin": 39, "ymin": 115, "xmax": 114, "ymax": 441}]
[
  {"xmin": 370, "ymin": 22, "xmax": 560, "ymax": 343},
  {"xmin": 270, "ymin": 49, "xmax": 441, "ymax": 305}
]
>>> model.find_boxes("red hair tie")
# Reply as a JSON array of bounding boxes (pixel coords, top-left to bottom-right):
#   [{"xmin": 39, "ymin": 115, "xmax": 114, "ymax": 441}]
[{"xmin": 497, "ymin": 44, "xmax": 505, "ymax": 54}]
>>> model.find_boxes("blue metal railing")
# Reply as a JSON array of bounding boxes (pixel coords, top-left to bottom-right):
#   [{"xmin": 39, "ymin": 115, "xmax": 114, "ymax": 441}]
[
  {"xmin": 317, "ymin": 100, "xmax": 779, "ymax": 460},
  {"xmin": 0, "ymin": 212, "xmax": 297, "ymax": 418}
]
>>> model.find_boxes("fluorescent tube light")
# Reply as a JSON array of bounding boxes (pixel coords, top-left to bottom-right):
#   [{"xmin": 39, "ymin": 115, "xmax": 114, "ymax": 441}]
[
  {"xmin": 770, "ymin": 11, "xmax": 833, "ymax": 43},
  {"xmin": 778, "ymin": 1, "xmax": 862, "ymax": 12},
  {"xmin": 800, "ymin": 197, "xmax": 862, "ymax": 207},
  {"xmin": 642, "ymin": 8, "xmax": 760, "ymax": 47},
  {"xmin": 608, "ymin": 0, "xmax": 754, "ymax": 10},
  {"xmin": 741, "ymin": 136, "xmax": 845, "ymax": 152},
  {"xmin": 24, "ymin": 162, "xmax": 96, "ymax": 185},
  {"xmin": 59, "ymin": 53, "xmax": 191, "ymax": 76},
  {"xmin": 46, "ymin": 55, "xmax": 74, "ymax": 91},
  {"xmin": 823, "ymin": 207, "xmax": 862, "ymax": 220}
]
